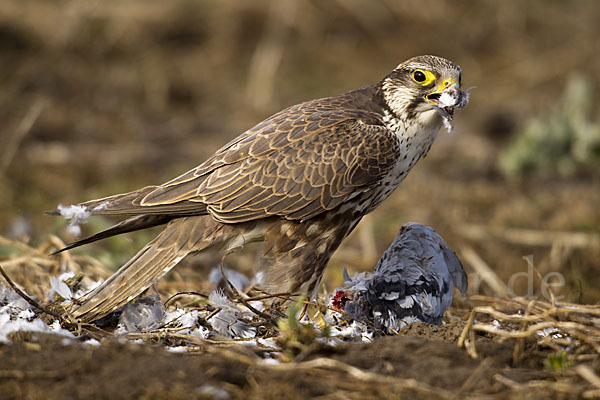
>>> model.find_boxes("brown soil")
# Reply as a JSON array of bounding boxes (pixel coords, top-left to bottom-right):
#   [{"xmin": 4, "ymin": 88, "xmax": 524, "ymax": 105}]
[
  {"xmin": 3, "ymin": 255, "xmax": 591, "ymax": 400},
  {"xmin": 0, "ymin": 321, "xmax": 566, "ymax": 400}
]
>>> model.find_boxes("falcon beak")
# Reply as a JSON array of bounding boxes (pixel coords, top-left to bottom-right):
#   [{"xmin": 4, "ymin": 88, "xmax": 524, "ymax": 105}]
[{"xmin": 426, "ymin": 79, "xmax": 463, "ymax": 120}]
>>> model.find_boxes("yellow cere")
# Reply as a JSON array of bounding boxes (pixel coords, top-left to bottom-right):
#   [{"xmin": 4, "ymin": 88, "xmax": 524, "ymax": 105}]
[
  {"xmin": 412, "ymin": 69, "xmax": 436, "ymax": 86},
  {"xmin": 441, "ymin": 79, "xmax": 456, "ymax": 89},
  {"xmin": 429, "ymin": 78, "xmax": 458, "ymax": 95}
]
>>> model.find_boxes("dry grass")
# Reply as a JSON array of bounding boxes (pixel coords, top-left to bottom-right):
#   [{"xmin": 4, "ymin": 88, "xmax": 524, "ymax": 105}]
[
  {"xmin": 0, "ymin": 235, "xmax": 110, "ymax": 301},
  {"xmin": 2, "ymin": 232, "xmax": 600, "ymax": 398}
]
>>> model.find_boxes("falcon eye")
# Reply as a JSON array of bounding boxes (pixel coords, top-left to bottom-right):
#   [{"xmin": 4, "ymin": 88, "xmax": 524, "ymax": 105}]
[
  {"xmin": 411, "ymin": 69, "xmax": 436, "ymax": 86},
  {"xmin": 413, "ymin": 70, "xmax": 426, "ymax": 82}
]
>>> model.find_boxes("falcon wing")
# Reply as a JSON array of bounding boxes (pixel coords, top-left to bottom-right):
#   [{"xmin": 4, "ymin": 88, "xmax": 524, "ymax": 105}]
[
  {"xmin": 50, "ymin": 91, "xmax": 401, "ymax": 252},
  {"xmin": 51, "ymin": 91, "xmax": 400, "ymax": 226},
  {"xmin": 140, "ymin": 99, "xmax": 400, "ymax": 223}
]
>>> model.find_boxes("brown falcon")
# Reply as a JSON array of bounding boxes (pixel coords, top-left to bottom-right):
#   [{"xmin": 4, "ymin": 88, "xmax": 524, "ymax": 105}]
[{"xmin": 50, "ymin": 55, "xmax": 469, "ymax": 322}]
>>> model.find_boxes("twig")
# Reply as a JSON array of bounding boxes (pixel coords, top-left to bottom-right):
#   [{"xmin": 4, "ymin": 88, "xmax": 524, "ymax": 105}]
[
  {"xmin": 513, "ymin": 300, "xmax": 536, "ymax": 364},
  {"xmin": 269, "ymin": 357, "xmax": 453, "ymax": 398},
  {"xmin": 469, "ymin": 295, "xmax": 600, "ymax": 317},
  {"xmin": 219, "ymin": 262, "xmax": 277, "ymax": 325},
  {"xmin": 458, "ymin": 295, "xmax": 600, "ymax": 363},
  {"xmin": 301, "ymin": 298, "xmax": 385, "ymax": 336},
  {"xmin": 576, "ymin": 365, "xmax": 600, "ymax": 389},
  {"xmin": 458, "ymin": 224, "xmax": 600, "ymax": 248},
  {"xmin": 0, "ymin": 257, "xmax": 57, "ymax": 268},
  {"xmin": 48, "ymin": 235, "xmax": 77, "ymax": 273},
  {"xmin": 583, "ymin": 389, "xmax": 600, "ymax": 399},
  {"xmin": 0, "ymin": 236, "xmax": 44, "ymax": 254},
  {"xmin": 164, "ymin": 291, "xmax": 208, "ymax": 306},
  {"xmin": 0, "ymin": 263, "xmax": 63, "ymax": 320},
  {"xmin": 204, "ymin": 307, "xmax": 222, "ymax": 322},
  {"xmin": 0, "ymin": 99, "xmax": 46, "ymax": 176},
  {"xmin": 0, "ymin": 348, "xmax": 93, "ymax": 380},
  {"xmin": 563, "ymin": 329, "xmax": 600, "ymax": 354},
  {"xmin": 245, "ymin": 0, "xmax": 296, "ymax": 108},
  {"xmin": 523, "ymin": 255, "xmax": 557, "ymax": 306},
  {"xmin": 453, "ymin": 357, "xmax": 494, "ymax": 398},
  {"xmin": 245, "ymin": 291, "xmax": 297, "ymax": 302},
  {"xmin": 493, "ymin": 373, "xmax": 524, "ymax": 390},
  {"xmin": 458, "ymin": 307, "xmax": 478, "ymax": 358},
  {"xmin": 461, "ymin": 244, "xmax": 508, "ymax": 297},
  {"xmin": 495, "ymin": 373, "xmax": 584, "ymax": 395},
  {"xmin": 472, "ymin": 319, "xmax": 587, "ymax": 339}
]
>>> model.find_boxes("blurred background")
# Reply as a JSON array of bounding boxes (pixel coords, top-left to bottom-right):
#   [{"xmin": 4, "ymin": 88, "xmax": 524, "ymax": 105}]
[{"xmin": 1, "ymin": 0, "xmax": 599, "ymax": 302}]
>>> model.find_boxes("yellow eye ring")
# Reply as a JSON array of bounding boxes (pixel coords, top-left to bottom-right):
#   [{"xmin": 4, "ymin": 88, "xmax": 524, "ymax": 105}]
[{"xmin": 412, "ymin": 69, "xmax": 436, "ymax": 86}]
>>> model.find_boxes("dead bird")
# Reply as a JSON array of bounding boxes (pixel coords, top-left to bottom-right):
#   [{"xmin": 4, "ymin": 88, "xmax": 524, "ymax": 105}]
[{"xmin": 330, "ymin": 223, "xmax": 468, "ymax": 334}]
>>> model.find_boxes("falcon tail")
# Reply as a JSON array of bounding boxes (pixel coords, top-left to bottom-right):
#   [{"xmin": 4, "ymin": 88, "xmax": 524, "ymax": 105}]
[
  {"xmin": 45, "ymin": 185, "xmax": 209, "ymax": 219},
  {"xmin": 53, "ymin": 214, "xmax": 173, "ymax": 254},
  {"xmin": 70, "ymin": 216, "xmax": 247, "ymax": 322}
]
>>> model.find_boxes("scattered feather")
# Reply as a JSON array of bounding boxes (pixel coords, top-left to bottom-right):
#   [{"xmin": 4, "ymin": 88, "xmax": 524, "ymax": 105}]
[
  {"xmin": 0, "ymin": 284, "xmax": 75, "ymax": 343},
  {"xmin": 57, "ymin": 204, "xmax": 91, "ymax": 237},
  {"xmin": 50, "ymin": 276, "xmax": 73, "ymax": 301},
  {"xmin": 162, "ymin": 308, "xmax": 210, "ymax": 339},
  {"xmin": 208, "ymin": 266, "xmax": 251, "ymax": 292},
  {"xmin": 166, "ymin": 346, "xmax": 188, "ymax": 353},
  {"xmin": 196, "ymin": 384, "xmax": 230, "ymax": 400},
  {"xmin": 118, "ymin": 294, "xmax": 165, "ymax": 333},
  {"xmin": 208, "ymin": 289, "xmax": 255, "ymax": 339}
]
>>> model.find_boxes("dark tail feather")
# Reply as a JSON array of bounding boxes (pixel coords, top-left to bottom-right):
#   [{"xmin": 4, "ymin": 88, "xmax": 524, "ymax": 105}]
[
  {"xmin": 52, "ymin": 215, "xmax": 173, "ymax": 255},
  {"xmin": 70, "ymin": 216, "xmax": 241, "ymax": 322}
]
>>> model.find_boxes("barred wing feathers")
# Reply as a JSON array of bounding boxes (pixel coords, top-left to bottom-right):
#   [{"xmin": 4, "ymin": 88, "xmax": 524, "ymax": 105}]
[{"xmin": 139, "ymin": 89, "xmax": 400, "ymax": 223}]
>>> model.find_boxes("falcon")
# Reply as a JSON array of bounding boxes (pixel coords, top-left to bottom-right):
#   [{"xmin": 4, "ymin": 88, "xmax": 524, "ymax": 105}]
[
  {"xmin": 331, "ymin": 223, "xmax": 468, "ymax": 334},
  {"xmin": 49, "ymin": 55, "xmax": 468, "ymax": 322}
]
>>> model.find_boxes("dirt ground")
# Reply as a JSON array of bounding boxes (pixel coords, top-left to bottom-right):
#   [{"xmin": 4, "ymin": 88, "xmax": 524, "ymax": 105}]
[
  {"xmin": 1, "ymin": 0, "xmax": 600, "ymax": 399},
  {"xmin": 0, "ymin": 320, "xmax": 575, "ymax": 400},
  {"xmin": 1, "ymin": 0, "xmax": 599, "ymax": 301}
]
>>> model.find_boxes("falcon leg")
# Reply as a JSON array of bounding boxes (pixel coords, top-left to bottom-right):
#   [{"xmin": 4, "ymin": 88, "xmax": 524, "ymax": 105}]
[{"xmin": 259, "ymin": 215, "xmax": 359, "ymax": 299}]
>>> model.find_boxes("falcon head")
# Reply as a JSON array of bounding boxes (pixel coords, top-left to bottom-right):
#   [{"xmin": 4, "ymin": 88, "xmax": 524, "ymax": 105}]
[{"xmin": 381, "ymin": 55, "xmax": 468, "ymax": 130}]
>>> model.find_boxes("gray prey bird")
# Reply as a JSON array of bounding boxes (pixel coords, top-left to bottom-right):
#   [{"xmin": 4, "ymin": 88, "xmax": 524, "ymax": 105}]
[
  {"xmin": 49, "ymin": 55, "xmax": 469, "ymax": 322},
  {"xmin": 331, "ymin": 223, "xmax": 468, "ymax": 334}
]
